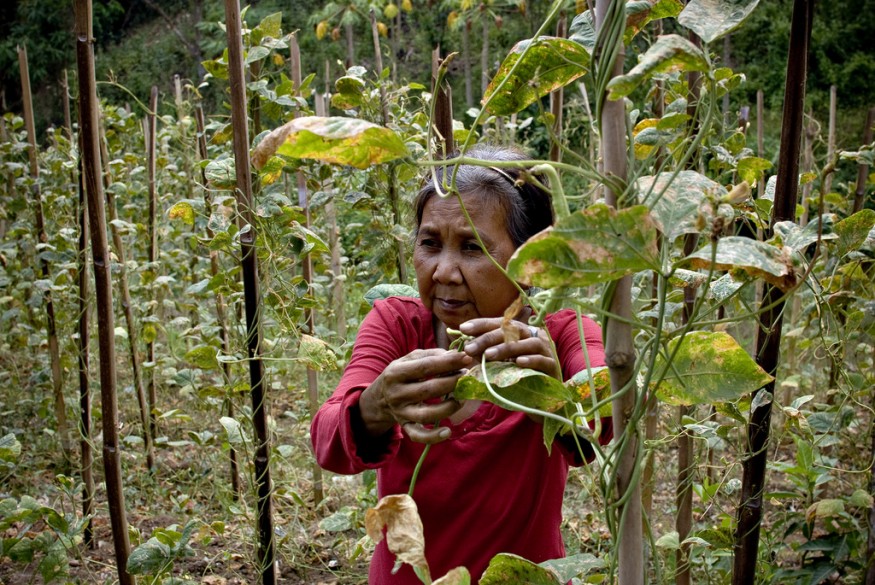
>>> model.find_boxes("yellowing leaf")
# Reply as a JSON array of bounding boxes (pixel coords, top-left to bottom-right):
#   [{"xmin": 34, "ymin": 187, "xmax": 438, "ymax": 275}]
[
  {"xmin": 454, "ymin": 362, "xmax": 573, "ymax": 413},
  {"xmin": 366, "ymin": 495, "xmax": 430, "ymax": 578},
  {"xmin": 251, "ymin": 116, "xmax": 409, "ymax": 170},
  {"xmin": 607, "ymin": 34, "xmax": 709, "ymax": 100},
  {"xmin": 433, "ymin": 567, "xmax": 471, "ymax": 585},
  {"xmin": 168, "ymin": 201, "xmax": 195, "ymax": 226},
  {"xmin": 479, "ymin": 553, "xmax": 563, "ymax": 584},
  {"xmin": 484, "ymin": 37, "xmax": 590, "ymax": 116}
]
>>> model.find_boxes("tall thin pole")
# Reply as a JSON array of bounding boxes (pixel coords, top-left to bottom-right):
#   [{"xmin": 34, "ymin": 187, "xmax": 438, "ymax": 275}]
[
  {"xmin": 73, "ymin": 0, "xmax": 134, "ymax": 581},
  {"xmin": 195, "ymin": 106, "xmax": 240, "ymax": 499},
  {"xmin": 145, "ymin": 86, "xmax": 159, "ymax": 443},
  {"xmin": 853, "ymin": 107, "xmax": 874, "ymax": 213},
  {"xmin": 595, "ymin": 0, "xmax": 643, "ymax": 583},
  {"xmin": 18, "ymin": 44, "xmax": 71, "ymax": 467},
  {"xmin": 290, "ymin": 33, "xmax": 323, "ymax": 508},
  {"xmin": 223, "ymin": 1, "xmax": 275, "ymax": 582},
  {"xmin": 732, "ymin": 1, "xmax": 814, "ymax": 582}
]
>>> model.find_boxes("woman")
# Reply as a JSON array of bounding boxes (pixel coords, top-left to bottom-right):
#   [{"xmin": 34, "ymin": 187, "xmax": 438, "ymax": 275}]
[{"xmin": 311, "ymin": 144, "xmax": 608, "ymax": 583}]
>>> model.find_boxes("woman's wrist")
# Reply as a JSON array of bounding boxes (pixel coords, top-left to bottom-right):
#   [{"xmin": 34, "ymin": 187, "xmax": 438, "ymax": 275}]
[{"xmin": 357, "ymin": 382, "xmax": 395, "ymax": 437}]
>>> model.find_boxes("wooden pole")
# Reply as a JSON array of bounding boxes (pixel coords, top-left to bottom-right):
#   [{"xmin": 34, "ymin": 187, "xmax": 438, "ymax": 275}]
[
  {"xmin": 595, "ymin": 0, "xmax": 643, "ymax": 583},
  {"xmin": 853, "ymin": 107, "xmax": 874, "ymax": 213},
  {"xmin": 195, "ymin": 106, "xmax": 241, "ymax": 499},
  {"xmin": 732, "ymin": 1, "xmax": 814, "ymax": 582},
  {"xmin": 549, "ymin": 13, "xmax": 566, "ymax": 163},
  {"xmin": 99, "ymin": 120, "xmax": 155, "ymax": 470},
  {"xmin": 18, "ymin": 44, "xmax": 71, "ymax": 467},
  {"xmin": 290, "ymin": 33, "xmax": 324, "ymax": 508},
  {"xmin": 73, "ymin": 0, "xmax": 134, "ymax": 581},
  {"xmin": 145, "ymin": 86, "xmax": 159, "ymax": 442},
  {"xmin": 75, "ymin": 123, "xmax": 95, "ymax": 550},
  {"xmin": 824, "ymin": 86, "xmax": 837, "ymax": 196},
  {"xmin": 431, "ymin": 47, "xmax": 454, "ymax": 157},
  {"xmin": 223, "ymin": 0, "xmax": 275, "ymax": 581}
]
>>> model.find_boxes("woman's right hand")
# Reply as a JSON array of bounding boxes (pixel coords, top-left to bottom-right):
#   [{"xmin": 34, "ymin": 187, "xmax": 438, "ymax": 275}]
[{"xmin": 358, "ymin": 349, "xmax": 472, "ymax": 444}]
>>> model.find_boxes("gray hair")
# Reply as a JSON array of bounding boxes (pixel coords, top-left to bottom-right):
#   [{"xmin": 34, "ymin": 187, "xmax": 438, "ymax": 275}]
[{"xmin": 413, "ymin": 144, "xmax": 554, "ymax": 248}]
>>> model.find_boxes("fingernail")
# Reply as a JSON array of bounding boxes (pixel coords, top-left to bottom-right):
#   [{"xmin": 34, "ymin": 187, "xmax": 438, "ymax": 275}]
[
  {"xmin": 459, "ymin": 322, "xmax": 472, "ymax": 333},
  {"xmin": 438, "ymin": 428, "xmax": 451, "ymax": 439},
  {"xmin": 464, "ymin": 343, "xmax": 475, "ymax": 353},
  {"xmin": 484, "ymin": 348, "xmax": 496, "ymax": 359}
]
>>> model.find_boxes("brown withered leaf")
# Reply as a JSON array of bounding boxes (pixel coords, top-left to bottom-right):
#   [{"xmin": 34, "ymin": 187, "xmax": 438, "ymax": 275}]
[
  {"xmin": 365, "ymin": 494, "xmax": 430, "ymax": 577},
  {"xmin": 501, "ymin": 295, "xmax": 524, "ymax": 343}
]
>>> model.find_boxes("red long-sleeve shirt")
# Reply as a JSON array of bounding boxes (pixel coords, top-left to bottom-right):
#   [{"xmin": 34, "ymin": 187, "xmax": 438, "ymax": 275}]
[{"xmin": 310, "ymin": 297, "xmax": 608, "ymax": 583}]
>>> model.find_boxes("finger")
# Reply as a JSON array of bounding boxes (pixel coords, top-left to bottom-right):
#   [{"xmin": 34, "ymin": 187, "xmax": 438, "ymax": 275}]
[
  {"xmin": 515, "ymin": 354, "xmax": 559, "ymax": 376},
  {"xmin": 402, "ymin": 422, "xmax": 452, "ymax": 444},
  {"xmin": 481, "ymin": 338, "xmax": 551, "ymax": 362},
  {"xmin": 458, "ymin": 318, "xmax": 503, "ymax": 337},
  {"xmin": 396, "ymin": 398, "xmax": 461, "ymax": 425},
  {"xmin": 398, "ymin": 375, "xmax": 465, "ymax": 405},
  {"xmin": 387, "ymin": 350, "xmax": 472, "ymax": 383}
]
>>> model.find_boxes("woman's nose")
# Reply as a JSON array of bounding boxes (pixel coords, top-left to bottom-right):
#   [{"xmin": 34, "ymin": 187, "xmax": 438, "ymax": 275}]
[{"xmin": 433, "ymin": 251, "xmax": 462, "ymax": 284}]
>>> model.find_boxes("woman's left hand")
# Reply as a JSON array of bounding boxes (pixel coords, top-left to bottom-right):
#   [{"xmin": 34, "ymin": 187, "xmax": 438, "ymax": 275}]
[{"xmin": 458, "ymin": 318, "xmax": 560, "ymax": 379}]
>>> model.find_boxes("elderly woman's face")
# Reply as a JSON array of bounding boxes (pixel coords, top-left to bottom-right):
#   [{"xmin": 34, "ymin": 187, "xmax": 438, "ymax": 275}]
[{"xmin": 414, "ymin": 191, "xmax": 519, "ymax": 330}]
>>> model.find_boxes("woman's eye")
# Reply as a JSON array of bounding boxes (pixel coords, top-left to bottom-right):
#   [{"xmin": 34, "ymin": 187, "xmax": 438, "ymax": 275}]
[
  {"xmin": 419, "ymin": 238, "xmax": 439, "ymax": 248},
  {"xmin": 463, "ymin": 241, "xmax": 483, "ymax": 253}
]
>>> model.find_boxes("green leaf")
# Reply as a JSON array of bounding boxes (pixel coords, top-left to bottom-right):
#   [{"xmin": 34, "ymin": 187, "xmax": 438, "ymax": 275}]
[
  {"xmin": 507, "ymin": 204, "xmax": 660, "ymax": 288},
  {"xmin": 833, "ymin": 209, "xmax": 875, "ymax": 256},
  {"xmin": 479, "ymin": 553, "xmax": 562, "ymax": 584},
  {"xmin": 736, "ymin": 156, "xmax": 772, "ymax": 186},
  {"xmin": 654, "ymin": 331, "xmax": 773, "ymax": 406},
  {"xmin": 655, "ymin": 531, "xmax": 680, "ymax": 549},
  {"xmin": 678, "ymin": 0, "xmax": 762, "ymax": 44},
  {"xmin": 773, "ymin": 217, "xmax": 837, "ymax": 254},
  {"xmin": 127, "ymin": 537, "xmax": 172, "ymax": 575},
  {"xmin": 0, "ymin": 433, "xmax": 21, "ymax": 464},
  {"xmin": 685, "ymin": 236, "xmax": 797, "ymax": 291},
  {"xmin": 319, "ymin": 507, "xmax": 355, "ymax": 532},
  {"xmin": 708, "ymin": 273, "xmax": 745, "ymax": 302},
  {"xmin": 251, "ymin": 116, "xmax": 409, "ymax": 170},
  {"xmin": 637, "ymin": 170, "xmax": 726, "ymax": 240},
  {"xmin": 252, "ymin": 12, "xmax": 282, "ymax": 45},
  {"xmin": 607, "ymin": 34, "xmax": 709, "ymax": 100},
  {"xmin": 219, "ymin": 417, "xmax": 245, "ymax": 445},
  {"xmin": 297, "ymin": 334, "xmax": 338, "ymax": 372},
  {"xmin": 167, "ymin": 202, "xmax": 195, "ymax": 226},
  {"xmin": 570, "ymin": 1, "xmax": 683, "ymax": 52},
  {"xmin": 184, "ymin": 345, "xmax": 219, "ymax": 370},
  {"xmin": 363, "ymin": 284, "xmax": 419, "ymax": 306},
  {"xmin": 245, "ymin": 46, "xmax": 270, "ymax": 65},
  {"xmin": 540, "ymin": 553, "xmax": 604, "ymax": 582},
  {"xmin": 454, "ymin": 362, "xmax": 573, "ymax": 413},
  {"xmin": 484, "ymin": 37, "xmax": 590, "ymax": 116},
  {"xmin": 204, "ymin": 157, "xmax": 236, "ymax": 189},
  {"xmin": 848, "ymin": 489, "xmax": 874, "ymax": 508}
]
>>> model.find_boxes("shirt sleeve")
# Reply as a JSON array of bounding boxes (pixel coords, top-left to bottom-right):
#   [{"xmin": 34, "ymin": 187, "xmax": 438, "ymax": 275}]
[
  {"xmin": 310, "ymin": 300, "xmax": 410, "ymax": 475},
  {"xmin": 545, "ymin": 309, "xmax": 613, "ymax": 465}
]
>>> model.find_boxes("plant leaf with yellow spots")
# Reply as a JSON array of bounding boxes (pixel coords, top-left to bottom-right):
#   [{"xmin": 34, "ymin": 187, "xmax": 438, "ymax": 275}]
[{"xmin": 654, "ymin": 331, "xmax": 772, "ymax": 406}]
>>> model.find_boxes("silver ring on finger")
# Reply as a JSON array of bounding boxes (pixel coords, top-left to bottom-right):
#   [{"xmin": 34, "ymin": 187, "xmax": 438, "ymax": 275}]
[{"xmin": 528, "ymin": 325, "xmax": 540, "ymax": 339}]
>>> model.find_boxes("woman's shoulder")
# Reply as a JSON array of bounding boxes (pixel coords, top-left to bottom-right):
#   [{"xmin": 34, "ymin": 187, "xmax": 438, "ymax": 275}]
[
  {"xmin": 543, "ymin": 308, "xmax": 600, "ymax": 332},
  {"xmin": 364, "ymin": 296, "xmax": 433, "ymax": 343}
]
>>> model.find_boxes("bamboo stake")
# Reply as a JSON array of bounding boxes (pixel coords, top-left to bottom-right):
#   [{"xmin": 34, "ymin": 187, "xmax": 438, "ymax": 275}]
[
  {"xmin": 62, "ymin": 70, "xmax": 73, "ymax": 141},
  {"xmin": 195, "ymin": 106, "xmax": 241, "ymax": 499},
  {"xmin": 145, "ymin": 86, "xmax": 159, "ymax": 442},
  {"xmin": 99, "ymin": 120, "xmax": 155, "ymax": 470},
  {"xmin": 18, "ymin": 44, "xmax": 71, "ymax": 467},
  {"xmin": 462, "ymin": 18, "xmax": 473, "ymax": 108},
  {"xmin": 73, "ymin": 0, "xmax": 134, "ymax": 581},
  {"xmin": 549, "ymin": 13, "xmax": 566, "ymax": 163},
  {"xmin": 732, "ymin": 1, "xmax": 814, "ymax": 582},
  {"xmin": 595, "ymin": 0, "xmax": 643, "ymax": 582},
  {"xmin": 824, "ymin": 86, "xmax": 837, "ymax": 196},
  {"xmin": 290, "ymin": 33, "xmax": 324, "ymax": 508},
  {"xmin": 223, "ymin": 0, "xmax": 276, "ymax": 581},
  {"xmin": 853, "ymin": 107, "xmax": 874, "ymax": 213},
  {"xmin": 431, "ymin": 47, "xmax": 454, "ymax": 157},
  {"xmin": 370, "ymin": 9, "xmax": 408, "ymax": 284},
  {"xmin": 480, "ymin": 8, "xmax": 489, "ymax": 97},
  {"xmin": 75, "ymin": 120, "xmax": 95, "ymax": 550}
]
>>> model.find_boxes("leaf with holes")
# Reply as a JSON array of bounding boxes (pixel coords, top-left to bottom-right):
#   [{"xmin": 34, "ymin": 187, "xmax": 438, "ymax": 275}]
[
  {"xmin": 507, "ymin": 204, "xmax": 660, "ymax": 288},
  {"xmin": 484, "ymin": 37, "xmax": 590, "ymax": 115}
]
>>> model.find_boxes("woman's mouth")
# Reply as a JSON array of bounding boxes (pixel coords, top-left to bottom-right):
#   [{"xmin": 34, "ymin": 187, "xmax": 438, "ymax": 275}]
[{"xmin": 436, "ymin": 298, "xmax": 468, "ymax": 311}]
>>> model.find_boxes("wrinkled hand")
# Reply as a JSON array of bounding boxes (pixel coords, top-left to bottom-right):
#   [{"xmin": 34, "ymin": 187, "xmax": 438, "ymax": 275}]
[
  {"xmin": 359, "ymin": 349, "xmax": 472, "ymax": 444},
  {"xmin": 459, "ymin": 318, "xmax": 559, "ymax": 379}
]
